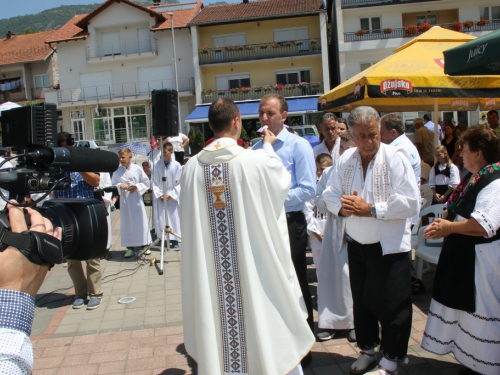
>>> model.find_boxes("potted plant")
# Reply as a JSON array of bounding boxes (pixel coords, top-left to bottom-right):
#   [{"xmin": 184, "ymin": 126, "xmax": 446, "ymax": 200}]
[
  {"xmin": 236, "ymin": 45, "xmax": 245, "ymax": 51},
  {"xmin": 199, "ymin": 46, "xmax": 209, "ymax": 54},
  {"xmin": 224, "ymin": 45, "xmax": 236, "ymax": 51},
  {"xmin": 259, "ymin": 43, "xmax": 268, "ymax": 49},
  {"xmin": 244, "ymin": 45, "xmax": 255, "ymax": 51},
  {"xmin": 273, "ymin": 83, "xmax": 284, "ymax": 91},
  {"xmin": 201, "ymin": 88, "xmax": 213, "ymax": 96},
  {"xmin": 188, "ymin": 128, "xmax": 205, "ymax": 155},
  {"xmin": 213, "ymin": 46, "xmax": 223, "ymax": 53},
  {"xmin": 355, "ymin": 29, "xmax": 368, "ymax": 37},
  {"xmin": 229, "ymin": 87, "xmax": 239, "ymax": 94},
  {"xmin": 217, "ymin": 89, "xmax": 227, "ymax": 96},
  {"xmin": 310, "ymin": 39, "xmax": 319, "ymax": 45},
  {"xmin": 418, "ymin": 22, "xmax": 432, "ymax": 33},
  {"xmin": 263, "ymin": 85, "xmax": 272, "ymax": 92},
  {"xmin": 270, "ymin": 42, "xmax": 279, "ymax": 48},
  {"xmin": 383, "ymin": 28, "xmax": 393, "ymax": 34},
  {"xmin": 451, "ymin": 20, "xmax": 463, "ymax": 32},
  {"xmin": 252, "ymin": 85, "xmax": 263, "ymax": 92},
  {"xmin": 294, "ymin": 39, "xmax": 304, "ymax": 46},
  {"xmin": 311, "ymin": 82, "xmax": 321, "ymax": 88},
  {"xmin": 297, "ymin": 82, "xmax": 309, "ymax": 88},
  {"xmin": 239, "ymin": 86, "xmax": 251, "ymax": 94},
  {"xmin": 282, "ymin": 41, "xmax": 293, "ymax": 47},
  {"xmin": 476, "ymin": 18, "xmax": 489, "ymax": 27},
  {"xmin": 404, "ymin": 24, "xmax": 418, "ymax": 36},
  {"xmin": 463, "ymin": 20, "xmax": 474, "ymax": 29}
]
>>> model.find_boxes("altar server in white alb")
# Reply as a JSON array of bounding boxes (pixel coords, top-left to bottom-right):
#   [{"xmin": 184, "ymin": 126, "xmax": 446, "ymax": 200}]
[
  {"xmin": 152, "ymin": 142, "xmax": 182, "ymax": 248},
  {"xmin": 314, "ymin": 142, "xmax": 356, "ymax": 343},
  {"xmin": 111, "ymin": 148, "xmax": 151, "ymax": 258},
  {"xmin": 180, "ymin": 98, "xmax": 315, "ymax": 375},
  {"xmin": 98, "ymin": 172, "xmax": 113, "ymax": 259},
  {"xmin": 323, "ymin": 106, "xmax": 420, "ymax": 375}
]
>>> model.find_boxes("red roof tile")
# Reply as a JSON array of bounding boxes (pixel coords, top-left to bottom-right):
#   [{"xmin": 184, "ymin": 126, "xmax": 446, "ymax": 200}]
[
  {"xmin": 188, "ymin": 0, "xmax": 325, "ymax": 26},
  {"xmin": 151, "ymin": 2, "xmax": 204, "ymax": 31},
  {"xmin": 45, "ymin": 1, "xmax": 203, "ymax": 44},
  {"xmin": 76, "ymin": 0, "xmax": 166, "ymax": 28},
  {"xmin": 0, "ymin": 30, "xmax": 56, "ymax": 66}
]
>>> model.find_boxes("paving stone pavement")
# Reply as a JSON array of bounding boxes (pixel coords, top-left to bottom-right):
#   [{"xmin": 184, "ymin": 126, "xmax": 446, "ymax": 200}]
[{"xmin": 30, "ymin": 207, "xmax": 461, "ymax": 374}]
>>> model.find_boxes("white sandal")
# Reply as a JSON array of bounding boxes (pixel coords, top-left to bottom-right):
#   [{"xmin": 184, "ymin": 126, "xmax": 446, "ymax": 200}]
[{"xmin": 351, "ymin": 351, "xmax": 377, "ymax": 374}]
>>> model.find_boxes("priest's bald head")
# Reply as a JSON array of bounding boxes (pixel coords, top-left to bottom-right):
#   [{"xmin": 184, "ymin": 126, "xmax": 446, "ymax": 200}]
[{"xmin": 208, "ymin": 98, "xmax": 242, "ymax": 139}]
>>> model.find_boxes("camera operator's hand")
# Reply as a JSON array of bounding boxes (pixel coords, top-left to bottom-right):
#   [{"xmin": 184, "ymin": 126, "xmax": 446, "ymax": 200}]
[
  {"xmin": 0, "ymin": 202, "xmax": 62, "ymax": 297},
  {"xmin": 120, "ymin": 183, "xmax": 129, "ymax": 190}
]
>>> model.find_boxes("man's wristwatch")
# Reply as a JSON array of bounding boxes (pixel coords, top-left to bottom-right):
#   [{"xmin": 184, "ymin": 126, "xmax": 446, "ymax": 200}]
[{"xmin": 370, "ymin": 205, "xmax": 377, "ymax": 219}]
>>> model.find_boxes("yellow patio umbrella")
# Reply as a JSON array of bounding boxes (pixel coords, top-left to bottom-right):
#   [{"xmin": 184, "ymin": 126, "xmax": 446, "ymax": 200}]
[{"xmin": 319, "ymin": 26, "xmax": 500, "ymax": 144}]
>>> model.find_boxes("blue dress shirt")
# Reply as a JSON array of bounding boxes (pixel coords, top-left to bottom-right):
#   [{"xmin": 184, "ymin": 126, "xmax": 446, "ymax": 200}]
[{"xmin": 253, "ymin": 129, "xmax": 316, "ymax": 212}]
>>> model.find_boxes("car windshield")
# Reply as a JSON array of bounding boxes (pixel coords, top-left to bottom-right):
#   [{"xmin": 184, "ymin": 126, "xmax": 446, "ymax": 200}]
[{"xmin": 96, "ymin": 140, "xmax": 106, "ymax": 146}]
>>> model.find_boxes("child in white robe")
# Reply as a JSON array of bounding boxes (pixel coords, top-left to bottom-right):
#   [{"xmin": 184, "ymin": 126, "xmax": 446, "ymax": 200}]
[
  {"xmin": 151, "ymin": 142, "xmax": 182, "ymax": 248},
  {"xmin": 111, "ymin": 148, "xmax": 151, "ymax": 258}
]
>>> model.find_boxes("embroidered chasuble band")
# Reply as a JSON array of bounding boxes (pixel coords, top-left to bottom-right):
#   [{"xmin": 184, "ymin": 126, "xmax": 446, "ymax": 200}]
[{"xmin": 203, "ymin": 163, "xmax": 248, "ymax": 374}]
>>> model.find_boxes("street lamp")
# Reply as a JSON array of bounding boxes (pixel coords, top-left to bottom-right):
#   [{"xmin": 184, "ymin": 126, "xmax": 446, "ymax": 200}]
[{"xmin": 167, "ymin": 12, "xmax": 180, "ymax": 111}]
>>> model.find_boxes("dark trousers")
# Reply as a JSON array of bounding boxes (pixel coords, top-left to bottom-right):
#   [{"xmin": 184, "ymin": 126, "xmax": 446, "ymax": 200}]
[
  {"xmin": 347, "ymin": 239, "xmax": 412, "ymax": 361},
  {"xmin": 286, "ymin": 211, "xmax": 314, "ymax": 333},
  {"xmin": 174, "ymin": 151, "xmax": 184, "ymax": 165}
]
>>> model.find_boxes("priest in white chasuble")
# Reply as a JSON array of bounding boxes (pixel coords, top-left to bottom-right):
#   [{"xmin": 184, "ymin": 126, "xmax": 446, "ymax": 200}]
[{"xmin": 180, "ymin": 98, "xmax": 315, "ymax": 375}]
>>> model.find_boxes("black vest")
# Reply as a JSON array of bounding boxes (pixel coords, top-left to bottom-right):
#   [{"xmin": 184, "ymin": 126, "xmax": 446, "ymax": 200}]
[{"xmin": 432, "ymin": 170, "xmax": 500, "ymax": 312}]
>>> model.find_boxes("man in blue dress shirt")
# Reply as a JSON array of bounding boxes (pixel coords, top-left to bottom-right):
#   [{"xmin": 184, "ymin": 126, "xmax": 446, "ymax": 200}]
[{"xmin": 253, "ymin": 94, "xmax": 316, "ymax": 358}]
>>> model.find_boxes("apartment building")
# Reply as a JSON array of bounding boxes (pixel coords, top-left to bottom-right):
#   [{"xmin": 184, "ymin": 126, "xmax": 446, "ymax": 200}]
[
  {"xmin": 331, "ymin": 0, "xmax": 500, "ymax": 125},
  {"xmin": 44, "ymin": 0, "xmax": 202, "ymax": 143},
  {"xmin": 186, "ymin": 0, "xmax": 329, "ymax": 137},
  {"xmin": 0, "ymin": 30, "xmax": 58, "ymax": 105}
]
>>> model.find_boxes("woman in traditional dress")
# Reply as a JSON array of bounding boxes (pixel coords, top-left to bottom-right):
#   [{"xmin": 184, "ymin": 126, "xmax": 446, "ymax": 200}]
[
  {"xmin": 429, "ymin": 145, "xmax": 460, "ymax": 204},
  {"xmin": 422, "ymin": 126, "xmax": 500, "ymax": 375}
]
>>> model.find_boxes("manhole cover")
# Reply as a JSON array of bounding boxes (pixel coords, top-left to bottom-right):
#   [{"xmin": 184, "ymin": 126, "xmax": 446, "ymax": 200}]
[{"xmin": 118, "ymin": 297, "xmax": 136, "ymax": 304}]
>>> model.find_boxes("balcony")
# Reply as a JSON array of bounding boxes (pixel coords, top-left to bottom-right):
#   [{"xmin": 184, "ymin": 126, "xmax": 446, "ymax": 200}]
[
  {"xmin": 341, "ymin": 0, "xmax": 440, "ymax": 9},
  {"xmin": 198, "ymin": 39, "xmax": 321, "ymax": 65},
  {"xmin": 85, "ymin": 38, "xmax": 158, "ymax": 62},
  {"xmin": 200, "ymin": 82, "xmax": 323, "ymax": 104},
  {"xmin": 56, "ymin": 77, "xmax": 194, "ymax": 104},
  {"xmin": 344, "ymin": 20, "xmax": 500, "ymax": 42}
]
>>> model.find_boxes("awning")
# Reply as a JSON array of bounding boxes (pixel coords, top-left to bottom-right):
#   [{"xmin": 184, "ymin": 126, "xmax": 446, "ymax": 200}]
[{"xmin": 185, "ymin": 97, "xmax": 320, "ymax": 123}]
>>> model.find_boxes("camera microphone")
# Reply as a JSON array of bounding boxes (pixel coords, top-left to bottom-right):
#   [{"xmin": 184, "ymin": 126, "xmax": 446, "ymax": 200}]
[{"xmin": 27, "ymin": 147, "xmax": 119, "ymax": 173}]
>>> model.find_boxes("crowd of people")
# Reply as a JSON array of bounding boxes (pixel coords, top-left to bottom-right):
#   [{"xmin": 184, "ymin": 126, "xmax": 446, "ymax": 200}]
[{"xmin": 0, "ymin": 95, "xmax": 499, "ymax": 375}]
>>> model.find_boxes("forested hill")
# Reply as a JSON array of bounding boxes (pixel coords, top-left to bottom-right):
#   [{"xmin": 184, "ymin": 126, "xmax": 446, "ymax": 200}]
[{"xmin": 0, "ymin": 1, "xmax": 178, "ymax": 37}]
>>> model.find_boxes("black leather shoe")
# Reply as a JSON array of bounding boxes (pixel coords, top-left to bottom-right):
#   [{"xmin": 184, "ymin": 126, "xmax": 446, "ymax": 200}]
[{"xmin": 301, "ymin": 351, "xmax": 312, "ymax": 367}]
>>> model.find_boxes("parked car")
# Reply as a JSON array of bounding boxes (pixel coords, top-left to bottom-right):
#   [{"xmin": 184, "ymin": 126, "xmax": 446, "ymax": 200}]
[
  {"xmin": 0, "ymin": 147, "xmax": 11, "ymax": 157},
  {"xmin": 290, "ymin": 125, "xmax": 319, "ymax": 137},
  {"xmin": 74, "ymin": 140, "xmax": 109, "ymax": 150}
]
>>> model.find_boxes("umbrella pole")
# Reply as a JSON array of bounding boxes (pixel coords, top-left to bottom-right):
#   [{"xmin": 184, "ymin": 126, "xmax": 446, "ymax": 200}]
[
  {"xmin": 434, "ymin": 98, "xmax": 439, "ymax": 164},
  {"xmin": 159, "ymin": 137, "xmax": 171, "ymax": 275}
]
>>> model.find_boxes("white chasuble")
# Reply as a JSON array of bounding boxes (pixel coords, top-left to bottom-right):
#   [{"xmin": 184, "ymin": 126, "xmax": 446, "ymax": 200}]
[
  {"xmin": 180, "ymin": 138, "xmax": 315, "ymax": 375},
  {"xmin": 111, "ymin": 164, "xmax": 151, "ymax": 247}
]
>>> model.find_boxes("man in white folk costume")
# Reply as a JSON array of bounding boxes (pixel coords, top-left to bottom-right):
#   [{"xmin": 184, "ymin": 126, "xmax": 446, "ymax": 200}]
[
  {"xmin": 323, "ymin": 106, "xmax": 420, "ymax": 375},
  {"xmin": 180, "ymin": 98, "xmax": 315, "ymax": 375},
  {"xmin": 111, "ymin": 148, "xmax": 151, "ymax": 258},
  {"xmin": 152, "ymin": 142, "xmax": 182, "ymax": 248}
]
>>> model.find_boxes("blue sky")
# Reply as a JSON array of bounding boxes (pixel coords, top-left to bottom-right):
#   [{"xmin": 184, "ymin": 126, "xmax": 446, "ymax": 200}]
[{"xmin": 0, "ymin": 0, "xmax": 242, "ymax": 20}]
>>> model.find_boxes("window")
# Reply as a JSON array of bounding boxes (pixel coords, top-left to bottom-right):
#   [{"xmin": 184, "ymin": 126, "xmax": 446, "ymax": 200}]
[
  {"xmin": 71, "ymin": 110, "xmax": 86, "ymax": 141},
  {"xmin": 213, "ymin": 33, "xmax": 246, "ymax": 47},
  {"xmin": 274, "ymin": 27, "xmax": 309, "ymax": 51},
  {"xmin": 416, "ymin": 14, "xmax": 438, "ymax": 25},
  {"xmin": 101, "ymin": 31, "xmax": 120, "ymax": 56},
  {"xmin": 276, "ymin": 69, "xmax": 311, "ymax": 85},
  {"xmin": 34, "ymin": 74, "xmax": 50, "ymax": 89},
  {"xmin": 360, "ymin": 17, "xmax": 381, "ymax": 32},
  {"xmin": 360, "ymin": 62, "xmax": 375, "ymax": 72},
  {"xmin": 480, "ymin": 6, "xmax": 500, "ymax": 20},
  {"xmin": 229, "ymin": 78, "xmax": 250, "ymax": 89}
]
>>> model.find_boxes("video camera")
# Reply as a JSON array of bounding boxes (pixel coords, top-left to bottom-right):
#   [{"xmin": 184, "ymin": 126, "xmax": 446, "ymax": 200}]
[{"xmin": 0, "ymin": 103, "xmax": 119, "ymax": 262}]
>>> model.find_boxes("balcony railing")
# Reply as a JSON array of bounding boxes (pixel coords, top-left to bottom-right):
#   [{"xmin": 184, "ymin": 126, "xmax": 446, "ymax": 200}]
[
  {"xmin": 85, "ymin": 38, "xmax": 158, "ymax": 60},
  {"xmin": 198, "ymin": 38, "xmax": 321, "ymax": 65},
  {"xmin": 345, "ymin": 20, "xmax": 500, "ymax": 42},
  {"xmin": 341, "ymin": 0, "xmax": 439, "ymax": 8},
  {"xmin": 200, "ymin": 82, "xmax": 323, "ymax": 104},
  {"xmin": 57, "ymin": 77, "xmax": 194, "ymax": 104}
]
